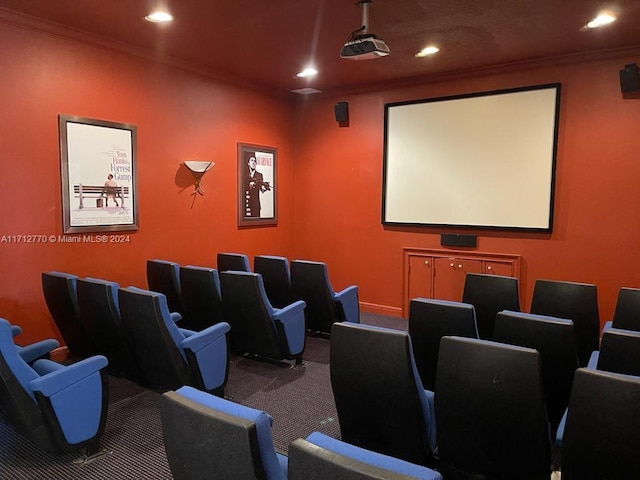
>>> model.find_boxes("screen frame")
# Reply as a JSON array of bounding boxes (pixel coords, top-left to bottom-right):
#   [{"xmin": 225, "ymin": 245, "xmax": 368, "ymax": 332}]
[{"xmin": 381, "ymin": 83, "xmax": 561, "ymax": 232}]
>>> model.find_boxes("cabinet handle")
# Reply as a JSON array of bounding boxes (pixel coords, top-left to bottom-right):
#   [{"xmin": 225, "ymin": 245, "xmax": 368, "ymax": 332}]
[
  {"xmin": 450, "ymin": 262, "xmax": 455, "ymax": 268},
  {"xmin": 425, "ymin": 260, "xmax": 430, "ymax": 266},
  {"xmin": 458, "ymin": 264, "xmax": 462, "ymax": 269}
]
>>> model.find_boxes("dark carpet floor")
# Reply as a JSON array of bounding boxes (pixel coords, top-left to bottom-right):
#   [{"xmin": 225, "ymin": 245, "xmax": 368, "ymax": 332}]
[{"xmin": 0, "ymin": 313, "xmax": 407, "ymax": 479}]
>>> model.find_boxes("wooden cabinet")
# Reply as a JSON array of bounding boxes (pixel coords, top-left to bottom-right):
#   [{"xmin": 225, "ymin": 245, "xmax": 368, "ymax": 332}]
[{"xmin": 403, "ymin": 248, "xmax": 521, "ymax": 317}]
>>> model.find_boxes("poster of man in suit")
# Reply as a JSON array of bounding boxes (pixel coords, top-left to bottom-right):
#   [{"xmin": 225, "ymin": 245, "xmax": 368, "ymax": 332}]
[{"xmin": 238, "ymin": 143, "xmax": 276, "ymax": 226}]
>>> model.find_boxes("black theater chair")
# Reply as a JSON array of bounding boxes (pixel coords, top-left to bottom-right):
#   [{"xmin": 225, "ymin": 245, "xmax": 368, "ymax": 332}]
[
  {"xmin": 219, "ymin": 271, "xmax": 306, "ymax": 366},
  {"xmin": 291, "ymin": 259, "xmax": 359, "ymax": 334},
  {"xmin": 330, "ymin": 322, "xmax": 436, "ymax": 467},
  {"xmin": 530, "ymin": 279, "xmax": 599, "ymax": 367},
  {"xmin": 254, "ymin": 255, "xmax": 294, "ymax": 308},
  {"xmin": 161, "ymin": 385, "xmax": 287, "ymax": 480},
  {"xmin": 602, "ymin": 286, "xmax": 640, "ymax": 333},
  {"xmin": 217, "ymin": 252, "xmax": 251, "ymax": 272},
  {"xmin": 435, "ymin": 336, "xmax": 552, "ymax": 480},
  {"xmin": 0, "ymin": 318, "xmax": 109, "ymax": 458},
  {"xmin": 408, "ymin": 298, "xmax": 478, "ymax": 391},
  {"xmin": 146, "ymin": 259, "xmax": 189, "ymax": 324},
  {"xmin": 559, "ymin": 368, "xmax": 640, "ymax": 480},
  {"xmin": 118, "ymin": 286, "xmax": 230, "ymax": 395},
  {"xmin": 493, "ymin": 310, "xmax": 579, "ymax": 437},
  {"xmin": 42, "ymin": 271, "xmax": 96, "ymax": 358},
  {"xmin": 76, "ymin": 277, "xmax": 142, "ymax": 380},
  {"xmin": 461, "ymin": 273, "xmax": 521, "ymax": 340},
  {"xmin": 179, "ymin": 265, "xmax": 226, "ymax": 331},
  {"xmin": 589, "ymin": 327, "xmax": 640, "ymax": 377}
]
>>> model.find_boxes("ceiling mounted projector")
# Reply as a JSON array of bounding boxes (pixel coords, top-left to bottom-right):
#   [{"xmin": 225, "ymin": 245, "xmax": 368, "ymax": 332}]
[{"xmin": 340, "ymin": 0, "xmax": 390, "ymax": 60}]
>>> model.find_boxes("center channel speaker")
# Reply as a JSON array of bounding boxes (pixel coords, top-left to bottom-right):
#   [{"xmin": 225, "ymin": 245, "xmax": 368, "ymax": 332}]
[
  {"xmin": 334, "ymin": 101, "xmax": 349, "ymax": 126},
  {"xmin": 441, "ymin": 234, "xmax": 477, "ymax": 248},
  {"xmin": 619, "ymin": 63, "xmax": 639, "ymax": 93}
]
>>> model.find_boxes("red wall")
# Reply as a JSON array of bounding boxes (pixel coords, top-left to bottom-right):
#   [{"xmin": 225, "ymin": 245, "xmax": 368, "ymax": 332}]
[
  {"xmin": 0, "ymin": 22, "xmax": 296, "ymax": 344},
  {"xmin": 2, "ymin": 17, "xmax": 640, "ymax": 346},
  {"xmin": 293, "ymin": 55, "xmax": 640, "ymax": 323}
]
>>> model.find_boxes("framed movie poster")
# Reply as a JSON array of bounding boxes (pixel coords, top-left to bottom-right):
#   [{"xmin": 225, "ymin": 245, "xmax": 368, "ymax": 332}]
[
  {"xmin": 59, "ymin": 115, "xmax": 138, "ymax": 233},
  {"xmin": 237, "ymin": 142, "xmax": 277, "ymax": 227}
]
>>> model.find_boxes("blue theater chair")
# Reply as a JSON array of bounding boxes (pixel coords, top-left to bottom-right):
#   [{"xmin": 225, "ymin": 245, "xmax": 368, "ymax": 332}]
[
  {"xmin": 0, "ymin": 318, "xmax": 109, "ymax": 457},
  {"xmin": 493, "ymin": 310, "xmax": 579, "ymax": 438},
  {"xmin": 461, "ymin": 272, "xmax": 521, "ymax": 340},
  {"xmin": 330, "ymin": 322, "xmax": 436, "ymax": 467},
  {"xmin": 160, "ymin": 385, "xmax": 287, "ymax": 480},
  {"xmin": 588, "ymin": 327, "xmax": 640, "ymax": 377},
  {"xmin": 530, "ymin": 279, "xmax": 599, "ymax": 367},
  {"xmin": 217, "ymin": 252, "xmax": 251, "ymax": 272},
  {"xmin": 179, "ymin": 265, "xmax": 226, "ymax": 331},
  {"xmin": 435, "ymin": 336, "xmax": 551, "ymax": 480},
  {"xmin": 289, "ymin": 432, "xmax": 443, "ymax": 480},
  {"xmin": 291, "ymin": 259, "xmax": 359, "ymax": 333},
  {"xmin": 408, "ymin": 298, "xmax": 478, "ymax": 391},
  {"xmin": 76, "ymin": 277, "xmax": 142, "ymax": 380},
  {"xmin": 601, "ymin": 286, "xmax": 640, "ymax": 333},
  {"xmin": 220, "ymin": 271, "xmax": 306, "ymax": 366},
  {"xmin": 559, "ymin": 368, "xmax": 640, "ymax": 479},
  {"xmin": 9, "ymin": 322, "xmax": 60, "ymax": 364},
  {"xmin": 146, "ymin": 259, "xmax": 189, "ymax": 323},
  {"xmin": 42, "ymin": 271, "xmax": 96, "ymax": 358},
  {"xmin": 118, "ymin": 287, "xmax": 230, "ymax": 395},
  {"xmin": 254, "ymin": 255, "xmax": 295, "ymax": 309}
]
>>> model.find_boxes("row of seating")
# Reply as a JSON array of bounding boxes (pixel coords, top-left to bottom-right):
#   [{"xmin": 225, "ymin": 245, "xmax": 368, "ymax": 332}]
[
  {"xmin": 41, "ymin": 272, "xmax": 231, "ymax": 395},
  {"xmin": 329, "ymin": 321, "xmax": 640, "ymax": 479},
  {"xmin": 408, "ymin": 299, "xmax": 576, "ymax": 436},
  {"xmin": 147, "ymin": 253, "xmax": 360, "ymax": 335},
  {"xmin": 461, "ymin": 273, "xmax": 640, "ymax": 368},
  {"xmin": 160, "ymin": 384, "xmax": 443, "ymax": 480}
]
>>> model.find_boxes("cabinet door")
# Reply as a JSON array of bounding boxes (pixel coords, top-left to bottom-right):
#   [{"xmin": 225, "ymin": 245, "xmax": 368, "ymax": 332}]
[
  {"xmin": 408, "ymin": 255, "xmax": 433, "ymax": 303},
  {"xmin": 484, "ymin": 261, "xmax": 513, "ymax": 277},
  {"xmin": 433, "ymin": 257, "xmax": 483, "ymax": 301}
]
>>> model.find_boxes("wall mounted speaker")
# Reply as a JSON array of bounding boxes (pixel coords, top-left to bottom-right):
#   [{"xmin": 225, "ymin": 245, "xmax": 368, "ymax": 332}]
[
  {"xmin": 334, "ymin": 101, "xmax": 349, "ymax": 126},
  {"xmin": 441, "ymin": 234, "xmax": 478, "ymax": 248},
  {"xmin": 619, "ymin": 64, "xmax": 640, "ymax": 93}
]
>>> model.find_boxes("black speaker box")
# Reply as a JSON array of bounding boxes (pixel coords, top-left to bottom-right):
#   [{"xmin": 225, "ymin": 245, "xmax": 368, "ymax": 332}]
[
  {"xmin": 334, "ymin": 101, "xmax": 349, "ymax": 125},
  {"xmin": 441, "ymin": 234, "xmax": 477, "ymax": 248},
  {"xmin": 619, "ymin": 64, "xmax": 640, "ymax": 93}
]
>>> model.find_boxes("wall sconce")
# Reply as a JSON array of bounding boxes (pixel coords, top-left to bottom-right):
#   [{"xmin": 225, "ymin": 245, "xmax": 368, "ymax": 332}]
[{"xmin": 183, "ymin": 161, "xmax": 214, "ymax": 196}]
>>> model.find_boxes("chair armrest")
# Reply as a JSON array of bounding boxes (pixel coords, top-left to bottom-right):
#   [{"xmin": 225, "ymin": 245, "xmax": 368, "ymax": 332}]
[
  {"xmin": 17, "ymin": 338, "xmax": 60, "ymax": 364},
  {"xmin": 170, "ymin": 312, "xmax": 182, "ymax": 323},
  {"xmin": 180, "ymin": 324, "xmax": 230, "ymax": 392},
  {"xmin": 555, "ymin": 408, "xmax": 568, "ymax": 447},
  {"xmin": 273, "ymin": 302, "xmax": 307, "ymax": 357},
  {"xmin": 335, "ymin": 285, "xmax": 359, "ymax": 323},
  {"xmin": 181, "ymin": 322, "xmax": 230, "ymax": 353},
  {"xmin": 179, "ymin": 328, "xmax": 196, "ymax": 338},
  {"xmin": 273, "ymin": 301, "xmax": 306, "ymax": 325},
  {"xmin": 423, "ymin": 389, "xmax": 437, "ymax": 452},
  {"xmin": 11, "ymin": 325, "xmax": 22, "ymax": 337},
  {"xmin": 302, "ymin": 432, "xmax": 443, "ymax": 480},
  {"xmin": 602, "ymin": 320, "xmax": 612, "ymax": 335},
  {"xmin": 587, "ymin": 351, "xmax": 599, "ymax": 370},
  {"xmin": 29, "ymin": 355, "xmax": 108, "ymax": 397}
]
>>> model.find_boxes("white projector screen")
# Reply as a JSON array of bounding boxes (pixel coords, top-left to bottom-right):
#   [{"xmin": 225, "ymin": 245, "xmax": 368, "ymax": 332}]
[{"xmin": 382, "ymin": 84, "xmax": 561, "ymax": 231}]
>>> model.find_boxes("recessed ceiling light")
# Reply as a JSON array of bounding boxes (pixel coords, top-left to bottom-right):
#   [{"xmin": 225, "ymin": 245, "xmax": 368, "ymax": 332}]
[
  {"xmin": 145, "ymin": 11, "xmax": 174, "ymax": 23},
  {"xmin": 297, "ymin": 68, "xmax": 318, "ymax": 78},
  {"xmin": 584, "ymin": 13, "xmax": 616, "ymax": 29},
  {"xmin": 415, "ymin": 46, "xmax": 440, "ymax": 57}
]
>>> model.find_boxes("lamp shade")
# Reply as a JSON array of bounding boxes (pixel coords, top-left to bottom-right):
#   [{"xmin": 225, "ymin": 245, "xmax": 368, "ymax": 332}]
[{"xmin": 183, "ymin": 161, "xmax": 214, "ymax": 173}]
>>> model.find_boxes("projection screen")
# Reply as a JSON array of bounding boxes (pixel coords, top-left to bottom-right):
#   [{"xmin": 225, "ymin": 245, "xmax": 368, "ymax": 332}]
[{"xmin": 382, "ymin": 84, "xmax": 561, "ymax": 231}]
